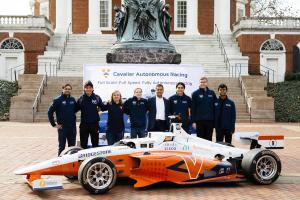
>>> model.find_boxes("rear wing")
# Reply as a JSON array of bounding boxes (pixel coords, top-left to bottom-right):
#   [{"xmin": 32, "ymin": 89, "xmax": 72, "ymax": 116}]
[{"xmin": 235, "ymin": 132, "xmax": 284, "ymax": 149}]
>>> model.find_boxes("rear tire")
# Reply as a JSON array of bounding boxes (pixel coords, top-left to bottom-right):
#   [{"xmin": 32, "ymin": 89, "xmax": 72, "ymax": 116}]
[
  {"xmin": 78, "ymin": 157, "xmax": 117, "ymax": 194},
  {"xmin": 242, "ymin": 149, "xmax": 281, "ymax": 184},
  {"xmin": 59, "ymin": 146, "xmax": 83, "ymax": 180}
]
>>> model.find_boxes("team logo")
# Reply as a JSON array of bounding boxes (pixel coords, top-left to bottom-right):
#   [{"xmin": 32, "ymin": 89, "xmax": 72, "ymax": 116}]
[
  {"xmin": 132, "ymin": 101, "xmax": 137, "ymax": 105},
  {"xmin": 208, "ymin": 95, "xmax": 213, "ymax": 98},
  {"xmin": 214, "ymin": 102, "xmax": 218, "ymax": 106},
  {"xmin": 92, "ymin": 100, "xmax": 97, "ymax": 104},
  {"xmin": 182, "ymin": 101, "xmax": 187, "ymax": 104},
  {"xmin": 199, "ymin": 95, "xmax": 203, "ymax": 98},
  {"xmin": 70, "ymin": 101, "xmax": 75, "ymax": 104},
  {"xmin": 102, "ymin": 69, "xmax": 111, "ymax": 78},
  {"xmin": 225, "ymin": 104, "xmax": 231, "ymax": 107},
  {"xmin": 62, "ymin": 101, "xmax": 66, "ymax": 105},
  {"xmin": 174, "ymin": 100, "xmax": 178, "ymax": 104}
]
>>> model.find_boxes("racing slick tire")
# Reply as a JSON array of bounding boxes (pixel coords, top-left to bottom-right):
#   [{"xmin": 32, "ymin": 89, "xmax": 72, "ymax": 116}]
[
  {"xmin": 78, "ymin": 157, "xmax": 117, "ymax": 194},
  {"xmin": 59, "ymin": 146, "xmax": 83, "ymax": 180},
  {"xmin": 242, "ymin": 149, "xmax": 281, "ymax": 185}
]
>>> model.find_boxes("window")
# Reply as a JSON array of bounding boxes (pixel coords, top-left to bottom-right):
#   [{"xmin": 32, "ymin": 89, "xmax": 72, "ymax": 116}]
[
  {"xmin": 237, "ymin": 8, "xmax": 244, "ymax": 21},
  {"xmin": 0, "ymin": 38, "xmax": 23, "ymax": 50},
  {"xmin": 261, "ymin": 39, "xmax": 285, "ymax": 52},
  {"xmin": 175, "ymin": 0, "xmax": 187, "ymax": 31},
  {"xmin": 99, "ymin": 0, "xmax": 111, "ymax": 29}
]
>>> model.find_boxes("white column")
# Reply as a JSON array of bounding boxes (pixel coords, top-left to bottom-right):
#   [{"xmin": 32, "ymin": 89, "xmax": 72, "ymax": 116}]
[
  {"xmin": 55, "ymin": 0, "xmax": 67, "ymax": 33},
  {"xmin": 214, "ymin": 0, "xmax": 231, "ymax": 34},
  {"xmin": 55, "ymin": 0, "xmax": 72, "ymax": 33},
  {"xmin": 184, "ymin": 0, "xmax": 200, "ymax": 36},
  {"xmin": 87, "ymin": 0, "xmax": 101, "ymax": 34}
]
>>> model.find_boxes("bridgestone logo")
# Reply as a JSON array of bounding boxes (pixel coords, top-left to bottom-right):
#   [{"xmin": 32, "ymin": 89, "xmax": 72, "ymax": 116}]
[{"xmin": 78, "ymin": 150, "xmax": 112, "ymax": 159}]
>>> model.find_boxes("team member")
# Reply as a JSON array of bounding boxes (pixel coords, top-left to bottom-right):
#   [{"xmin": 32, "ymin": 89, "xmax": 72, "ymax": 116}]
[
  {"xmin": 148, "ymin": 84, "xmax": 170, "ymax": 132},
  {"xmin": 123, "ymin": 88, "xmax": 148, "ymax": 138},
  {"xmin": 169, "ymin": 82, "xmax": 192, "ymax": 133},
  {"xmin": 48, "ymin": 84, "xmax": 77, "ymax": 155},
  {"xmin": 76, "ymin": 81, "xmax": 104, "ymax": 149},
  {"xmin": 214, "ymin": 84, "xmax": 236, "ymax": 144},
  {"xmin": 191, "ymin": 77, "xmax": 217, "ymax": 141},
  {"xmin": 101, "ymin": 90, "xmax": 125, "ymax": 145}
]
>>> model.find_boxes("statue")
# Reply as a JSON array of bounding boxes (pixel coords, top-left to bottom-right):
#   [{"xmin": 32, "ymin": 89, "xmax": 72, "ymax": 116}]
[
  {"xmin": 113, "ymin": 6, "xmax": 127, "ymax": 41},
  {"xmin": 159, "ymin": 3, "xmax": 172, "ymax": 41},
  {"xmin": 108, "ymin": 0, "xmax": 181, "ymax": 64}
]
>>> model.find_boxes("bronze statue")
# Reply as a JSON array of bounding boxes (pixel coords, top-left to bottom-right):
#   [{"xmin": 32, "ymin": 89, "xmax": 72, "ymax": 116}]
[
  {"xmin": 159, "ymin": 3, "xmax": 172, "ymax": 41},
  {"xmin": 113, "ymin": 6, "xmax": 126, "ymax": 41}
]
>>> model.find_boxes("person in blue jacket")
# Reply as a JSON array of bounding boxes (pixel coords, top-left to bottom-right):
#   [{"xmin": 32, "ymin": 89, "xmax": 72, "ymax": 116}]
[
  {"xmin": 76, "ymin": 81, "xmax": 104, "ymax": 149},
  {"xmin": 191, "ymin": 77, "xmax": 217, "ymax": 141},
  {"xmin": 123, "ymin": 88, "xmax": 148, "ymax": 138},
  {"xmin": 101, "ymin": 90, "xmax": 124, "ymax": 145},
  {"xmin": 48, "ymin": 84, "xmax": 77, "ymax": 155},
  {"xmin": 169, "ymin": 82, "xmax": 192, "ymax": 133},
  {"xmin": 214, "ymin": 84, "xmax": 236, "ymax": 144},
  {"xmin": 147, "ymin": 84, "xmax": 170, "ymax": 132}
]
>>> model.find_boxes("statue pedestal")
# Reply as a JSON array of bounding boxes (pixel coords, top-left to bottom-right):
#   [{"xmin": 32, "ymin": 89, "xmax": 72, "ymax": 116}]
[{"xmin": 106, "ymin": 41, "xmax": 181, "ymax": 64}]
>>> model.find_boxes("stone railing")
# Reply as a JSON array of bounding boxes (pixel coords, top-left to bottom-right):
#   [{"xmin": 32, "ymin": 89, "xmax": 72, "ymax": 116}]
[
  {"xmin": 233, "ymin": 17, "xmax": 300, "ymax": 34},
  {"xmin": 0, "ymin": 15, "xmax": 53, "ymax": 32}
]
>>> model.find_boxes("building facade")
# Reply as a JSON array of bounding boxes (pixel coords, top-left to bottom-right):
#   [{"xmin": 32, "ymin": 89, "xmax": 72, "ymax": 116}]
[{"xmin": 0, "ymin": 0, "xmax": 299, "ymax": 82}]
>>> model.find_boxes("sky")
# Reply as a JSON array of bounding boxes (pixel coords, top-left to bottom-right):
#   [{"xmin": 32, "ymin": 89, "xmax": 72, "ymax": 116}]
[{"xmin": 0, "ymin": 0, "xmax": 299, "ymax": 16}]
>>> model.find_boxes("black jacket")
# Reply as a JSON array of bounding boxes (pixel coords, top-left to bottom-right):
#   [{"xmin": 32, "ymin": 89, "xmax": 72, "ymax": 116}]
[
  {"xmin": 147, "ymin": 96, "xmax": 170, "ymax": 131},
  {"xmin": 76, "ymin": 93, "xmax": 104, "ymax": 124},
  {"xmin": 48, "ymin": 94, "xmax": 76, "ymax": 127},
  {"xmin": 101, "ymin": 102, "xmax": 125, "ymax": 133},
  {"xmin": 191, "ymin": 88, "xmax": 216, "ymax": 122},
  {"xmin": 214, "ymin": 97, "xmax": 236, "ymax": 133},
  {"xmin": 123, "ymin": 97, "xmax": 148, "ymax": 128},
  {"xmin": 169, "ymin": 94, "xmax": 192, "ymax": 124}
]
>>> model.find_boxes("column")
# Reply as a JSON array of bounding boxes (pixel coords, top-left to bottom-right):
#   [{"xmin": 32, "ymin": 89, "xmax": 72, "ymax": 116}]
[
  {"xmin": 87, "ymin": 0, "xmax": 101, "ymax": 34},
  {"xmin": 184, "ymin": 0, "xmax": 200, "ymax": 36},
  {"xmin": 55, "ymin": 0, "xmax": 66, "ymax": 33},
  {"xmin": 214, "ymin": 0, "xmax": 231, "ymax": 34}
]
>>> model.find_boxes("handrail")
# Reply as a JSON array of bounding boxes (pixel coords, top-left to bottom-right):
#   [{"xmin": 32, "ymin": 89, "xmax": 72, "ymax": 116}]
[
  {"xmin": 239, "ymin": 77, "xmax": 252, "ymax": 123},
  {"xmin": 57, "ymin": 22, "xmax": 72, "ymax": 70},
  {"xmin": 260, "ymin": 65, "xmax": 275, "ymax": 84},
  {"xmin": 32, "ymin": 75, "xmax": 47, "ymax": 122},
  {"xmin": 214, "ymin": 24, "xmax": 231, "ymax": 77},
  {"xmin": 40, "ymin": 61, "xmax": 57, "ymax": 77},
  {"xmin": 9, "ymin": 64, "xmax": 24, "ymax": 81}
]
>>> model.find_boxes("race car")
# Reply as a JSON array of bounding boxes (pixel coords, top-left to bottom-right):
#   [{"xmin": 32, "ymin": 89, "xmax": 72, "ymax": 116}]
[{"xmin": 14, "ymin": 119, "xmax": 284, "ymax": 194}]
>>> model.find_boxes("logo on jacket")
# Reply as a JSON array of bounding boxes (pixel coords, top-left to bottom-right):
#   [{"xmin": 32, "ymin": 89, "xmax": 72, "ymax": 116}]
[
  {"xmin": 173, "ymin": 100, "xmax": 178, "ymax": 104},
  {"xmin": 92, "ymin": 100, "xmax": 97, "ymax": 104},
  {"xmin": 62, "ymin": 101, "xmax": 66, "ymax": 105},
  {"xmin": 214, "ymin": 102, "xmax": 218, "ymax": 106},
  {"xmin": 225, "ymin": 104, "xmax": 231, "ymax": 107},
  {"xmin": 102, "ymin": 69, "xmax": 111, "ymax": 78},
  {"xmin": 199, "ymin": 95, "xmax": 203, "ymax": 98},
  {"xmin": 132, "ymin": 101, "xmax": 137, "ymax": 105}
]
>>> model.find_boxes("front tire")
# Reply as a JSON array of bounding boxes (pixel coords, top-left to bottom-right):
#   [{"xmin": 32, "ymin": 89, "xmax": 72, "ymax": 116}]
[
  {"xmin": 78, "ymin": 157, "xmax": 117, "ymax": 194},
  {"xmin": 242, "ymin": 149, "xmax": 281, "ymax": 184}
]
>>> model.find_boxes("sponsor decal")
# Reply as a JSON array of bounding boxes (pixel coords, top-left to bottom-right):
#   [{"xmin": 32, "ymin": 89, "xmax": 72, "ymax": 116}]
[
  {"xmin": 78, "ymin": 150, "xmax": 112, "ymax": 160},
  {"xmin": 164, "ymin": 142, "xmax": 177, "ymax": 150},
  {"xmin": 219, "ymin": 168, "xmax": 224, "ymax": 174},
  {"xmin": 183, "ymin": 145, "xmax": 190, "ymax": 151},
  {"xmin": 269, "ymin": 140, "xmax": 278, "ymax": 147}
]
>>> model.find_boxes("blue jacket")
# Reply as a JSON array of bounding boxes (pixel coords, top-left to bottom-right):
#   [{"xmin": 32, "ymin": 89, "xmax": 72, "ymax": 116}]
[
  {"xmin": 101, "ymin": 102, "xmax": 124, "ymax": 133},
  {"xmin": 169, "ymin": 94, "xmax": 192, "ymax": 124},
  {"xmin": 147, "ymin": 96, "xmax": 170, "ymax": 131},
  {"xmin": 191, "ymin": 88, "xmax": 217, "ymax": 122},
  {"xmin": 76, "ymin": 93, "xmax": 104, "ymax": 124},
  {"xmin": 214, "ymin": 97, "xmax": 236, "ymax": 133},
  {"xmin": 123, "ymin": 97, "xmax": 148, "ymax": 128},
  {"xmin": 48, "ymin": 94, "xmax": 76, "ymax": 127}
]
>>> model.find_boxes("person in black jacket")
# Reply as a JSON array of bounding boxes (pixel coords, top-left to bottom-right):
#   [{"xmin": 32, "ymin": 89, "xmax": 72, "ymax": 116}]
[
  {"xmin": 48, "ymin": 84, "xmax": 76, "ymax": 155},
  {"xmin": 101, "ymin": 90, "xmax": 124, "ymax": 145},
  {"xmin": 214, "ymin": 84, "xmax": 236, "ymax": 144},
  {"xmin": 191, "ymin": 77, "xmax": 217, "ymax": 141},
  {"xmin": 76, "ymin": 81, "xmax": 104, "ymax": 149},
  {"xmin": 169, "ymin": 82, "xmax": 192, "ymax": 133},
  {"xmin": 147, "ymin": 84, "xmax": 170, "ymax": 132},
  {"xmin": 123, "ymin": 88, "xmax": 148, "ymax": 138}
]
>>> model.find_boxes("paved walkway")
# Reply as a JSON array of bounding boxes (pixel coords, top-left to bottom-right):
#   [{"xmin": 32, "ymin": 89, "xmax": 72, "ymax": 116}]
[{"xmin": 0, "ymin": 122, "xmax": 299, "ymax": 200}]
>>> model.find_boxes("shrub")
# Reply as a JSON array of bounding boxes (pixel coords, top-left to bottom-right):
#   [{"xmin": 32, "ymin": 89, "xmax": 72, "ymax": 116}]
[
  {"xmin": 0, "ymin": 80, "xmax": 18, "ymax": 120},
  {"xmin": 267, "ymin": 81, "xmax": 300, "ymax": 122}
]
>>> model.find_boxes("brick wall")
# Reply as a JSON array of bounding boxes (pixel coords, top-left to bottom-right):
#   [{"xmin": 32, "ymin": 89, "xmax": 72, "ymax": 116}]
[
  {"xmin": 276, "ymin": 35, "xmax": 300, "ymax": 74},
  {"xmin": 13, "ymin": 33, "xmax": 50, "ymax": 74},
  {"xmin": 49, "ymin": 0, "xmax": 56, "ymax": 29},
  {"xmin": 0, "ymin": 33, "xmax": 9, "ymax": 43},
  {"xmin": 237, "ymin": 34, "xmax": 300, "ymax": 75},
  {"xmin": 72, "ymin": 0, "xmax": 89, "ymax": 34},
  {"xmin": 199, "ymin": 0, "xmax": 214, "ymax": 34},
  {"xmin": 236, "ymin": 34, "xmax": 270, "ymax": 74}
]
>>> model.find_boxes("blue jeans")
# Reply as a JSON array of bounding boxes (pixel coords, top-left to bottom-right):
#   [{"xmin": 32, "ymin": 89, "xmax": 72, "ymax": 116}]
[
  {"xmin": 131, "ymin": 127, "xmax": 146, "ymax": 138},
  {"xmin": 58, "ymin": 125, "xmax": 76, "ymax": 155},
  {"xmin": 106, "ymin": 131, "xmax": 124, "ymax": 145}
]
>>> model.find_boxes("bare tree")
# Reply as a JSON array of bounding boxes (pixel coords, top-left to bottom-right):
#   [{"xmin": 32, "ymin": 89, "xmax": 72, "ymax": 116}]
[{"xmin": 251, "ymin": 0, "xmax": 299, "ymax": 17}]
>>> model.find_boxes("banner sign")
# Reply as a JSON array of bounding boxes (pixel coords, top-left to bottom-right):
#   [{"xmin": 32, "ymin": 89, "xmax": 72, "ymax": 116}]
[{"xmin": 83, "ymin": 64, "xmax": 204, "ymax": 101}]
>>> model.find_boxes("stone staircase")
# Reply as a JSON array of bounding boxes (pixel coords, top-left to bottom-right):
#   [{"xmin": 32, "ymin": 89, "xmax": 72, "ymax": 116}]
[{"xmin": 38, "ymin": 34, "xmax": 248, "ymax": 77}]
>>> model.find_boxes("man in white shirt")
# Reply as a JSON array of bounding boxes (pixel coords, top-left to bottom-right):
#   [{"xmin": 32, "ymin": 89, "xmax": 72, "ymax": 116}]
[{"xmin": 147, "ymin": 84, "xmax": 170, "ymax": 131}]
